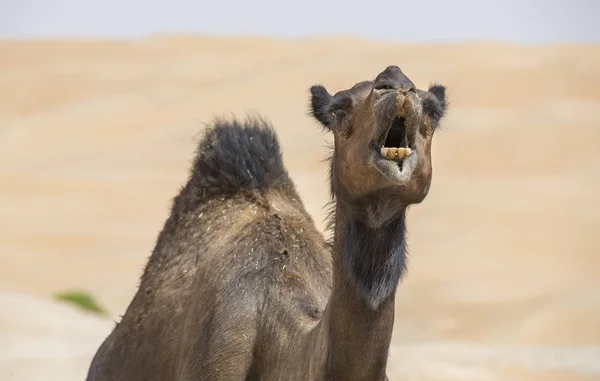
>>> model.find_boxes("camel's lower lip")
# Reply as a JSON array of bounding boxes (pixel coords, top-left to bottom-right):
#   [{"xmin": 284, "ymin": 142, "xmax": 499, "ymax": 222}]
[{"xmin": 372, "ymin": 148, "xmax": 418, "ymax": 183}]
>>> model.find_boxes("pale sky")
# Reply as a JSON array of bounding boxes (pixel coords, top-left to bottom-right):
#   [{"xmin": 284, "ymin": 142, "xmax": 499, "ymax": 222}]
[{"xmin": 1, "ymin": 0, "xmax": 599, "ymax": 43}]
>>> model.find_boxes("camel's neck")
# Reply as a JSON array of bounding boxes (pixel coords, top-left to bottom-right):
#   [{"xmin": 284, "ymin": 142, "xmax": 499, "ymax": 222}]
[{"xmin": 325, "ymin": 201, "xmax": 407, "ymax": 381}]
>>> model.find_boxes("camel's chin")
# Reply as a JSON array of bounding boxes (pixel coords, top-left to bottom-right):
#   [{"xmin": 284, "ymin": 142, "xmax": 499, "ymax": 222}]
[{"xmin": 373, "ymin": 149, "xmax": 418, "ymax": 183}]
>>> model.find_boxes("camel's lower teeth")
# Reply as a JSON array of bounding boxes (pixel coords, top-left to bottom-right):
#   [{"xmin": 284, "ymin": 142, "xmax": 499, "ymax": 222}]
[{"xmin": 380, "ymin": 147, "xmax": 412, "ymax": 161}]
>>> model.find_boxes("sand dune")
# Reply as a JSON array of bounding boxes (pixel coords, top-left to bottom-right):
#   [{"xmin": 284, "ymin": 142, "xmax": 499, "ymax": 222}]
[
  {"xmin": 0, "ymin": 37, "xmax": 599, "ymax": 380},
  {"xmin": 0, "ymin": 291, "xmax": 113, "ymax": 381}
]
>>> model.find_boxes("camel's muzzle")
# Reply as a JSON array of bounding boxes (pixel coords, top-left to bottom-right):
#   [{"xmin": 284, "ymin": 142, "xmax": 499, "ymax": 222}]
[{"xmin": 370, "ymin": 89, "xmax": 421, "ymax": 183}]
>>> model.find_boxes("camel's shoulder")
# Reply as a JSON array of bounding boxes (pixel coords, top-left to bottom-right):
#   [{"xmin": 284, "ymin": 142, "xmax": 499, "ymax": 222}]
[{"xmin": 202, "ymin": 196, "xmax": 332, "ymax": 327}]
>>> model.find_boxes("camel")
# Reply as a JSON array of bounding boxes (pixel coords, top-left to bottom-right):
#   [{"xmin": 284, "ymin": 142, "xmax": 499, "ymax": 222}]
[{"xmin": 86, "ymin": 65, "xmax": 447, "ymax": 381}]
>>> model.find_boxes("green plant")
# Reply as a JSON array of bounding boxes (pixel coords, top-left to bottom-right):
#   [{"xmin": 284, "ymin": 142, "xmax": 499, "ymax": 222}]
[{"xmin": 54, "ymin": 290, "xmax": 107, "ymax": 316}]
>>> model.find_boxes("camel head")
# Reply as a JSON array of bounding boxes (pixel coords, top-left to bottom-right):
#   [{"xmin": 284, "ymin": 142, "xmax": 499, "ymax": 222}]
[{"xmin": 310, "ymin": 66, "xmax": 447, "ymax": 211}]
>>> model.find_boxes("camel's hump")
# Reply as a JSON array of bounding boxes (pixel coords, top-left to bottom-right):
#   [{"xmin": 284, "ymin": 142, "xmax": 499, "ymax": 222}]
[{"xmin": 190, "ymin": 117, "xmax": 290, "ymax": 192}]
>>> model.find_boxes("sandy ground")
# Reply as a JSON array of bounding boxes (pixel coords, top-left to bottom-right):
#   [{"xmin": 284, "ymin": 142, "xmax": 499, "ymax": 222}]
[{"xmin": 0, "ymin": 37, "xmax": 599, "ymax": 380}]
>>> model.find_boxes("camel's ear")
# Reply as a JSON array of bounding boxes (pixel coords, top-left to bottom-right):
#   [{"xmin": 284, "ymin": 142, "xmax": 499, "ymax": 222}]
[
  {"xmin": 310, "ymin": 85, "xmax": 333, "ymax": 128},
  {"xmin": 310, "ymin": 85, "xmax": 353, "ymax": 131},
  {"xmin": 423, "ymin": 83, "xmax": 448, "ymax": 127}
]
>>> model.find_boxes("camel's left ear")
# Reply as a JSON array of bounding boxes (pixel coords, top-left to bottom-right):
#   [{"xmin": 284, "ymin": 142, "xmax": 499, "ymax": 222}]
[
  {"xmin": 310, "ymin": 85, "xmax": 353, "ymax": 131},
  {"xmin": 423, "ymin": 84, "xmax": 448, "ymax": 127}
]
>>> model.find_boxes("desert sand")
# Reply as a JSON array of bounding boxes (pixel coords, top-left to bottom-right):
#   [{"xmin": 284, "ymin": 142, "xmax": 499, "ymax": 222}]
[{"xmin": 0, "ymin": 36, "xmax": 599, "ymax": 380}]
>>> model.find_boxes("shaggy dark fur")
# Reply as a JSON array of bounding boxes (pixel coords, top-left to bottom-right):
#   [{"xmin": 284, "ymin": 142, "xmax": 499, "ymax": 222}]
[
  {"xmin": 339, "ymin": 208, "xmax": 407, "ymax": 309},
  {"xmin": 190, "ymin": 117, "xmax": 289, "ymax": 193}
]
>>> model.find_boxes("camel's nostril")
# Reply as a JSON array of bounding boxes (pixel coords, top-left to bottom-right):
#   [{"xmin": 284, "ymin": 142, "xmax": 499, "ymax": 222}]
[{"xmin": 374, "ymin": 83, "xmax": 395, "ymax": 91}]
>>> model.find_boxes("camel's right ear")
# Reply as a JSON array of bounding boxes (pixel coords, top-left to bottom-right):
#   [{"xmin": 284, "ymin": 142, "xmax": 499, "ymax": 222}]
[
  {"xmin": 310, "ymin": 85, "xmax": 334, "ymax": 129},
  {"xmin": 423, "ymin": 84, "xmax": 448, "ymax": 128}
]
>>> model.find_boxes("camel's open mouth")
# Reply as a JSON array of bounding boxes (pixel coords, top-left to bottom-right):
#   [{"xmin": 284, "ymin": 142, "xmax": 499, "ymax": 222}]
[
  {"xmin": 370, "ymin": 101, "xmax": 419, "ymax": 183},
  {"xmin": 378, "ymin": 117, "xmax": 413, "ymax": 167}
]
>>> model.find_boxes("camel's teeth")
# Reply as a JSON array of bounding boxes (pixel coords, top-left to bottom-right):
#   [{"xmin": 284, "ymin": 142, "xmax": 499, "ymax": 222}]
[
  {"xmin": 381, "ymin": 147, "xmax": 412, "ymax": 160},
  {"xmin": 380, "ymin": 147, "xmax": 394, "ymax": 159}
]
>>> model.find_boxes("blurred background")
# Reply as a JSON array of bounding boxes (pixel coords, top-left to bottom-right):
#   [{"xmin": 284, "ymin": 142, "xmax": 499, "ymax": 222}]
[{"xmin": 1, "ymin": 1, "xmax": 599, "ymax": 380}]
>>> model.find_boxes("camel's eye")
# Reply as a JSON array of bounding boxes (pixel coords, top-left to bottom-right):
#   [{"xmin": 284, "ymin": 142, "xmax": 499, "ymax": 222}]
[{"xmin": 331, "ymin": 110, "xmax": 344, "ymax": 119}]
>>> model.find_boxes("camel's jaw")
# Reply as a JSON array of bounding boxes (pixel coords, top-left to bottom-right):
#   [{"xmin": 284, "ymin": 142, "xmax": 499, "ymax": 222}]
[{"xmin": 370, "ymin": 91, "xmax": 420, "ymax": 183}]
